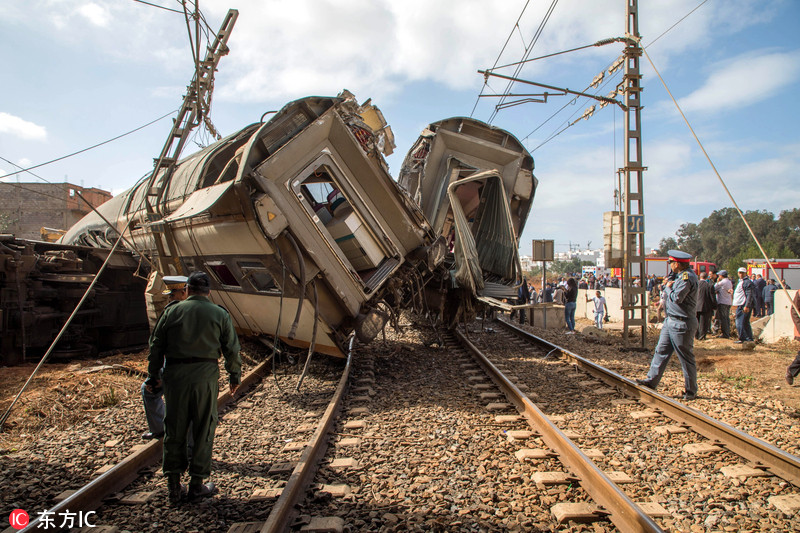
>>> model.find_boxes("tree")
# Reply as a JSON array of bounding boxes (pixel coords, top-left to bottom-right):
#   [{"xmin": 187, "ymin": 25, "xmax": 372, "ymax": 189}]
[
  {"xmin": 657, "ymin": 207, "xmax": 798, "ymax": 271},
  {"xmin": 655, "ymin": 236, "xmax": 678, "ymax": 255}
]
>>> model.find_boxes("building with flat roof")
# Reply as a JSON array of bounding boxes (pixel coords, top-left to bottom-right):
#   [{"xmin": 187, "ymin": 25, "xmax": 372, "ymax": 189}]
[{"xmin": 0, "ymin": 182, "xmax": 112, "ymax": 240}]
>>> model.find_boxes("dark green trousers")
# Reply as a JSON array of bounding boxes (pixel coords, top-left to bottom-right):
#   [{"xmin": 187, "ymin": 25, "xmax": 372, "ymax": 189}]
[{"xmin": 162, "ymin": 361, "xmax": 219, "ymax": 479}]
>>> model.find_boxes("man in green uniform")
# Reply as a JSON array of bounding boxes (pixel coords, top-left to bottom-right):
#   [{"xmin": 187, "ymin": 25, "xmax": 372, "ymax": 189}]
[{"xmin": 147, "ymin": 271, "xmax": 241, "ymax": 503}]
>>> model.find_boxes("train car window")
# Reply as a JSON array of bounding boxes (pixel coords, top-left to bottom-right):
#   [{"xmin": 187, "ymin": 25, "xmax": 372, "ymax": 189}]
[
  {"xmin": 204, "ymin": 260, "xmax": 240, "ymax": 287},
  {"xmin": 238, "ymin": 261, "xmax": 280, "ymax": 293}
]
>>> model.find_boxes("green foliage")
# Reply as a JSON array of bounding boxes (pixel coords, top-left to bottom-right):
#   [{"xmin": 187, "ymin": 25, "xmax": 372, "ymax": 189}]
[
  {"xmin": 550, "ymin": 258, "xmax": 594, "ymax": 277},
  {"xmin": 710, "ymin": 370, "xmax": 755, "ymax": 389},
  {"xmin": 0, "ymin": 212, "xmax": 15, "ymax": 233},
  {"xmin": 657, "ymin": 208, "xmax": 800, "ymax": 270}
]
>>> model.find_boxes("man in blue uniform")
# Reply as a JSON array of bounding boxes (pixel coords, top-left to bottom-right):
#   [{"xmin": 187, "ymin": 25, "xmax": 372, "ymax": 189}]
[
  {"xmin": 148, "ymin": 271, "xmax": 241, "ymax": 504},
  {"xmin": 636, "ymin": 250, "xmax": 699, "ymax": 400}
]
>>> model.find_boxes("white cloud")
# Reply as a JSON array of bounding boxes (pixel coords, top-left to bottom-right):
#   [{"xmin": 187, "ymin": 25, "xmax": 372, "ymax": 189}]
[
  {"xmin": 679, "ymin": 50, "xmax": 800, "ymax": 114},
  {"xmin": 0, "ymin": 112, "xmax": 47, "ymax": 140},
  {"xmin": 77, "ymin": 3, "xmax": 111, "ymax": 27}
]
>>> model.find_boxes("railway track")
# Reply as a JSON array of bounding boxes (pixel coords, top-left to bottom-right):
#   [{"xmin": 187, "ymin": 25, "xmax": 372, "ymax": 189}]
[
  {"xmin": 3, "ymin": 345, "xmax": 347, "ymax": 533},
  {"xmin": 4, "ymin": 318, "xmax": 800, "ymax": 531},
  {"xmin": 493, "ymin": 319, "xmax": 800, "ymax": 486},
  {"xmin": 455, "ymin": 318, "xmax": 800, "ymax": 531}
]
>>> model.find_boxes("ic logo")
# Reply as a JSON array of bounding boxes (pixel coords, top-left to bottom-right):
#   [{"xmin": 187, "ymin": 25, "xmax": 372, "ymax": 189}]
[{"xmin": 9, "ymin": 509, "xmax": 29, "ymax": 530}]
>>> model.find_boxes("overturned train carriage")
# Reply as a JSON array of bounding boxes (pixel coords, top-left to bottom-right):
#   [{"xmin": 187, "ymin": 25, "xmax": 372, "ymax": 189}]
[
  {"xmin": 0, "ymin": 236, "xmax": 149, "ymax": 365},
  {"xmin": 62, "ymin": 93, "xmax": 445, "ymax": 358},
  {"xmin": 398, "ymin": 117, "xmax": 536, "ymax": 317}
]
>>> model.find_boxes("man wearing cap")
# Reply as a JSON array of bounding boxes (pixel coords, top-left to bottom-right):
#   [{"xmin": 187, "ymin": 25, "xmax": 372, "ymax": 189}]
[
  {"xmin": 636, "ymin": 250, "xmax": 699, "ymax": 400},
  {"xmin": 148, "ymin": 271, "xmax": 241, "ymax": 504},
  {"xmin": 732, "ymin": 267, "xmax": 756, "ymax": 343},
  {"xmin": 141, "ymin": 276, "xmax": 188, "ymax": 440},
  {"xmin": 714, "ymin": 270, "xmax": 733, "ymax": 339}
]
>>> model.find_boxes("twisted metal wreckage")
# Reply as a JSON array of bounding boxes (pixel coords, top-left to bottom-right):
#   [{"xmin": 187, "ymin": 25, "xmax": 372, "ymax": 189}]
[
  {"xmin": 1, "ymin": 92, "xmax": 536, "ymax": 365},
  {"xmin": 0, "ymin": 11, "xmax": 536, "ymax": 366}
]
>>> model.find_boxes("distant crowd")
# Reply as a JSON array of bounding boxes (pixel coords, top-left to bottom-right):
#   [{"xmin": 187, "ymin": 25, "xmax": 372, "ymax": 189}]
[{"xmin": 510, "ymin": 268, "xmax": 793, "ymax": 342}]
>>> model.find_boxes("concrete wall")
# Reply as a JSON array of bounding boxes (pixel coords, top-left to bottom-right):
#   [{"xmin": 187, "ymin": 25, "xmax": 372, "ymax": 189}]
[
  {"xmin": 517, "ymin": 287, "xmax": 647, "ymax": 329},
  {"xmin": 0, "ymin": 183, "xmax": 111, "ymax": 240},
  {"xmin": 760, "ymin": 289, "xmax": 798, "ymax": 343},
  {"xmin": 577, "ymin": 288, "xmax": 647, "ymax": 322}
]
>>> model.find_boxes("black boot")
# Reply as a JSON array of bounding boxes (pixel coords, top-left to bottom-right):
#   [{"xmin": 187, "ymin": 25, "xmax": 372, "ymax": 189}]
[
  {"xmin": 188, "ymin": 477, "xmax": 217, "ymax": 502},
  {"xmin": 167, "ymin": 474, "xmax": 184, "ymax": 505}
]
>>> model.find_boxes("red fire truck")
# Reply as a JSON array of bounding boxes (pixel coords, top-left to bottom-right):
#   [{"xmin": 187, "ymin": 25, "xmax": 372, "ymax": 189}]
[
  {"xmin": 745, "ymin": 259, "xmax": 800, "ymax": 287},
  {"xmin": 644, "ymin": 256, "xmax": 716, "ymax": 280}
]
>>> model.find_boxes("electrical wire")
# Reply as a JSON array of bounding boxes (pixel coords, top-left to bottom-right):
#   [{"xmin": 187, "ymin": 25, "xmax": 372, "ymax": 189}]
[
  {"xmin": 182, "ymin": 1, "xmax": 205, "ymax": 121},
  {"xmin": 489, "ymin": 42, "xmax": 610, "ymax": 72},
  {"xmin": 132, "ymin": 0, "xmax": 184, "ymax": 14},
  {"xmin": 641, "ymin": 46, "xmax": 800, "ymax": 319},
  {"xmin": 0, "ymin": 110, "xmax": 178, "ymax": 181},
  {"xmin": 514, "ymin": 0, "xmax": 709, "ymax": 150},
  {"xmin": 295, "ymin": 280, "xmax": 319, "ymax": 391},
  {"xmin": 470, "ymin": 0, "xmax": 533, "ymax": 117},
  {"xmin": 645, "ymin": 0, "xmax": 710, "ymax": 48},
  {"xmin": 488, "ymin": 0, "xmax": 559, "ymax": 124},
  {"xmin": 0, "ymin": 160, "xmax": 151, "ymax": 263}
]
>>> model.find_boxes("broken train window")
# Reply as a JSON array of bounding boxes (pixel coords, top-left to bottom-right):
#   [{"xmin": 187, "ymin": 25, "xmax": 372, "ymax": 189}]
[
  {"xmin": 238, "ymin": 260, "xmax": 280, "ymax": 293},
  {"xmin": 204, "ymin": 260, "xmax": 240, "ymax": 288},
  {"xmin": 292, "ymin": 161, "xmax": 386, "ymax": 273}
]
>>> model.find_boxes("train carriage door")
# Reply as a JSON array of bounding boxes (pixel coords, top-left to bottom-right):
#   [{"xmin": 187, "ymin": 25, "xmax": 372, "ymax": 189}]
[{"xmin": 289, "ymin": 154, "xmax": 394, "ymax": 280}]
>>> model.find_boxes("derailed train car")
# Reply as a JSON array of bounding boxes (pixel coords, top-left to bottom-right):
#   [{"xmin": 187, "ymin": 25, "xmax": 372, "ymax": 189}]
[
  {"xmin": 62, "ymin": 92, "xmax": 445, "ymax": 357},
  {"xmin": 59, "ymin": 92, "xmax": 536, "ymax": 358},
  {"xmin": 0, "ymin": 236, "xmax": 149, "ymax": 365},
  {"xmin": 398, "ymin": 117, "xmax": 536, "ymax": 321}
]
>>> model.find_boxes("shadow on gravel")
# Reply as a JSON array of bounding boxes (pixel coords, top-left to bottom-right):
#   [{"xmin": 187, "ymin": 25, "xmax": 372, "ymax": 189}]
[{"xmin": 0, "ymin": 454, "xmax": 94, "ymax": 513}]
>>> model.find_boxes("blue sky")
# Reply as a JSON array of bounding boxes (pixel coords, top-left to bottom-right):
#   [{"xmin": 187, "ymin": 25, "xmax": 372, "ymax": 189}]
[{"xmin": 2, "ymin": 0, "xmax": 799, "ymax": 255}]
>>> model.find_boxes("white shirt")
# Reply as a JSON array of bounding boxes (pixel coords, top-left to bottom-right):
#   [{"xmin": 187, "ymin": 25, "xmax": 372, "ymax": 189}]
[
  {"xmin": 591, "ymin": 296, "xmax": 606, "ymax": 315},
  {"xmin": 732, "ymin": 278, "xmax": 746, "ymax": 306},
  {"xmin": 714, "ymin": 278, "xmax": 733, "ymax": 306}
]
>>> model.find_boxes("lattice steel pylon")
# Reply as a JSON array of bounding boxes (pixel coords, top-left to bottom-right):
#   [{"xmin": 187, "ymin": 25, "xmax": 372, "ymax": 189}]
[
  {"xmin": 621, "ymin": 0, "xmax": 648, "ymax": 347},
  {"xmin": 141, "ymin": 9, "xmax": 238, "ymax": 275}
]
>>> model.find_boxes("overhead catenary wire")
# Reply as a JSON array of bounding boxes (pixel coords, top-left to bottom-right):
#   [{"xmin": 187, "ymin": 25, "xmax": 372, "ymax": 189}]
[
  {"xmin": 488, "ymin": 0, "xmax": 559, "ymax": 124},
  {"xmin": 641, "ymin": 46, "xmax": 800, "ymax": 320},
  {"xmin": 527, "ymin": 68, "xmax": 622, "ymax": 151},
  {"xmin": 0, "ymin": 110, "xmax": 178, "ymax": 181},
  {"xmin": 132, "ymin": 0, "xmax": 184, "ymax": 14},
  {"xmin": 470, "ymin": 0, "xmax": 533, "ymax": 118},
  {"xmin": 514, "ymin": 0, "xmax": 710, "ymax": 151},
  {"xmin": 488, "ymin": 39, "xmax": 623, "ymax": 73}
]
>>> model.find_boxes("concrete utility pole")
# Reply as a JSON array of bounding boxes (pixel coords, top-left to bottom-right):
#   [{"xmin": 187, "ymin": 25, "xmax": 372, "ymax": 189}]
[{"xmin": 621, "ymin": 0, "xmax": 648, "ymax": 347}]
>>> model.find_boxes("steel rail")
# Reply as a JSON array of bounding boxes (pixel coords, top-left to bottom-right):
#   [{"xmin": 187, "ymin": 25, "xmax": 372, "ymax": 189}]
[
  {"xmin": 260, "ymin": 335, "xmax": 354, "ymax": 533},
  {"xmin": 17, "ymin": 356, "xmax": 273, "ymax": 533},
  {"xmin": 497, "ymin": 319, "xmax": 800, "ymax": 487},
  {"xmin": 453, "ymin": 329, "xmax": 663, "ymax": 532}
]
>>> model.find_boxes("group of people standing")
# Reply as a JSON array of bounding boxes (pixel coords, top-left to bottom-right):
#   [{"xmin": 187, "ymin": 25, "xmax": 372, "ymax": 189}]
[
  {"xmin": 638, "ymin": 250, "xmax": 799, "ymax": 401},
  {"xmin": 653, "ymin": 266, "xmax": 781, "ymax": 344},
  {"xmin": 512, "ymin": 277, "xmax": 587, "ymax": 333}
]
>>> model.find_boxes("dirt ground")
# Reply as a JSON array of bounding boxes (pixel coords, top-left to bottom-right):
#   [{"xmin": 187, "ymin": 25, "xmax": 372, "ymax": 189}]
[
  {"xmin": 0, "ymin": 339, "xmax": 265, "ymax": 454},
  {"xmin": 1, "ymin": 323, "xmax": 799, "ymax": 454},
  {"xmin": 574, "ymin": 316, "xmax": 800, "ymax": 409}
]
